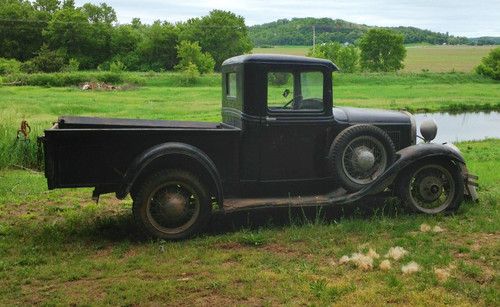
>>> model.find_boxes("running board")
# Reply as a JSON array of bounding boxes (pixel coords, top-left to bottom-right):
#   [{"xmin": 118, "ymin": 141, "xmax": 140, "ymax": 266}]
[{"xmin": 222, "ymin": 187, "xmax": 368, "ymax": 213}]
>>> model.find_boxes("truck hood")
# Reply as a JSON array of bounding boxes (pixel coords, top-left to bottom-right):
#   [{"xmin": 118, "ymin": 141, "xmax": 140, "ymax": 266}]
[{"xmin": 332, "ymin": 107, "xmax": 412, "ymax": 125}]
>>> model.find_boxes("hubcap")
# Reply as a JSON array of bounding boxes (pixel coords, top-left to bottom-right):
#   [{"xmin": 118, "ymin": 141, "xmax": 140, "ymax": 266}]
[
  {"xmin": 146, "ymin": 181, "xmax": 201, "ymax": 235},
  {"xmin": 409, "ymin": 164, "xmax": 455, "ymax": 213},
  {"xmin": 342, "ymin": 136, "xmax": 388, "ymax": 185}
]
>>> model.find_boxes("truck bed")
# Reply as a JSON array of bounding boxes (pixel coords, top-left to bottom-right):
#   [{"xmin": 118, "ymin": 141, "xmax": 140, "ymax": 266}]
[
  {"xmin": 58, "ymin": 116, "xmax": 222, "ymax": 129},
  {"xmin": 43, "ymin": 116, "xmax": 240, "ymax": 194}
]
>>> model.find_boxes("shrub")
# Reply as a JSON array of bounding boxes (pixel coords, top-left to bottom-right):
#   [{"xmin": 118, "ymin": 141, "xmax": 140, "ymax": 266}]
[
  {"xmin": 0, "ymin": 58, "xmax": 21, "ymax": 75},
  {"xmin": 359, "ymin": 29, "xmax": 406, "ymax": 72},
  {"xmin": 475, "ymin": 47, "xmax": 500, "ymax": 80},
  {"xmin": 62, "ymin": 58, "xmax": 80, "ymax": 72},
  {"xmin": 175, "ymin": 41, "xmax": 215, "ymax": 74},
  {"xmin": 96, "ymin": 72, "xmax": 124, "ymax": 84},
  {"xmin": 178, "ymin": 62, "xmax": 200, "ymax": 86},
  {"xmin": 109, "ymin": 60, "xmax": 126, "ymax": 73},
  {"xmin": 307, "ymin": 42, "xmax": 360, "ymax": 73},
  {"xmin": 24, "ymin": 45, "xmax": 66, "ymax": 73}
]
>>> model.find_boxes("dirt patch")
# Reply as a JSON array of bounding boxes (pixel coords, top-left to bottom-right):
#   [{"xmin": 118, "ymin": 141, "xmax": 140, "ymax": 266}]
[{"xmin": 215, "ymin": 242, "xmax": 244, "ymax": 250}]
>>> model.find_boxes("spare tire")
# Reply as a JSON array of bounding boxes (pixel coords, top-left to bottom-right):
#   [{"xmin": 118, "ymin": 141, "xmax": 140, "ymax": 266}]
[{"xmin": 329, "ymin": 124, "xmax": 396, "ymax": 192}]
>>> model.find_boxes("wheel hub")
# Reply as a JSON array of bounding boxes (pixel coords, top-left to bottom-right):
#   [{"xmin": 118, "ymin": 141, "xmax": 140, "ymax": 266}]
[
  {"xmin": 158, "ymin": 192, "xmax": 189, "ymax": 222},
  {"xmin": 353, "ymin": 146, "xmax": 375, "ymax": 171},
  {"xmin": 418, "ymin": 176, "xmax": 443, "ymax": 202}
]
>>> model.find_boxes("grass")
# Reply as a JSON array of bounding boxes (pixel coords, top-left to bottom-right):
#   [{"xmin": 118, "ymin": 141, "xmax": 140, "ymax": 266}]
[
  {"xmin": 0, "ymin": 139, "xmax": 498, "ymax": 305},
  {"xmin": 1, "ymin": 71, "xmax": 498, "ymax": 169},
  {"xmin": 252, "ymin": 45, "xmax": 496, "ymax": 73}
]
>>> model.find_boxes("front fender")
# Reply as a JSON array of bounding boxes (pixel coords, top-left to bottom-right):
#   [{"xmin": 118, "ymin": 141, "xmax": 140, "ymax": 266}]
[
  {"xmin": 116, "ymin": 142, "xmax": 223, "ymax": 202},
  {"xmin": 355, "ymin": 143, "xmax": 467, "ymax": 197}
]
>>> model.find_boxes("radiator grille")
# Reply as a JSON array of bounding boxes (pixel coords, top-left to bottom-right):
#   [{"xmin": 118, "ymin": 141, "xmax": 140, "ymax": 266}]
[{"xmin": 387, "ymin": 131, "xmax": 401, "ymax": 150}]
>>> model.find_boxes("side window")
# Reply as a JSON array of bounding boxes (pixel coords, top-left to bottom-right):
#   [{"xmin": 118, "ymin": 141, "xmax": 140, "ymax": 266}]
[
  {"xmin": 267, "ymin": 72, "xmax": 293, "ymax": 109},
  {"xmin": 227, "ymin": 72, "xmax": 237, "ymax": 98}
]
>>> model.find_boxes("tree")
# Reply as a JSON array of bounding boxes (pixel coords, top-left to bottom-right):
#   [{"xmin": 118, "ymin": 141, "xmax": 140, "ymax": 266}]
[
  {"xmin": 179, "ymin": 10, "xmax": 252, "ymax": 69},
  {"xmin": 359, "ymin": 29, "xmax": 406, "ymax": 72},
  {"xmin": 307, "ymin": 42, "xmax": 359, "ymax": 72},
  {"xmin": 137, "ymin": 21, "xmax": 178, "ymax": 71},
  {"xmin": 0, "ymin": 0, "xmax": 45, "ymax": 61},
  {"xmin": 475, "ymin": 47, "xmax": 500, "ymax": 80},
  {"xmin": 175, "ymin": 40, "xmax": 215, "ymax": 74}
]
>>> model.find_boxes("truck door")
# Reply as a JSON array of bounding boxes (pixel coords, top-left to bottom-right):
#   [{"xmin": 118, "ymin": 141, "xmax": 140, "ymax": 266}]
[{"xmin": 259, "ymin": 69, "xmax": 334, "ymax": 182}]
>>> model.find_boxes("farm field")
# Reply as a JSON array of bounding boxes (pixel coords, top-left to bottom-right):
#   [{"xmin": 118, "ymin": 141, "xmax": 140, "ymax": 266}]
[
  {"xmin": 0, "ymin": 139, "xmax": 498, "ymax": 305},
  {"xmin": 252, "ymin": 45, "xmax": 496, "ymax": 73}
]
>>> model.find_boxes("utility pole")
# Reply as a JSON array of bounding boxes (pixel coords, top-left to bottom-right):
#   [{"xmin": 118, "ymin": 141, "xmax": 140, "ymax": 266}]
[{"xmin": 312, "ymin": 25, "xmax": 316, "ymax": 53}]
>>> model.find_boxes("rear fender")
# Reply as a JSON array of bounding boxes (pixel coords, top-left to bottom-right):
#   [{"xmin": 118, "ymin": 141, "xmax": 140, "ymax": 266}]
[{"xmin": 116, "ymin": 142, "xmax": 223, "ymax": 205}]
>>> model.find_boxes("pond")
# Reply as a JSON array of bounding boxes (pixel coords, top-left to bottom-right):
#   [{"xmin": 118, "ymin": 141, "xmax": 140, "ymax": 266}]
[{"xmin": 415, "ymin": 111, "xmax": 500, "ymax": 144}]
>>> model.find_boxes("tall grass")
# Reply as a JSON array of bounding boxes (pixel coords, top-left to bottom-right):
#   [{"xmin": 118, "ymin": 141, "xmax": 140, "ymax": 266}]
[{"xmin": 0, "ymin": 124, "xmax": 42, "ymax": 170}]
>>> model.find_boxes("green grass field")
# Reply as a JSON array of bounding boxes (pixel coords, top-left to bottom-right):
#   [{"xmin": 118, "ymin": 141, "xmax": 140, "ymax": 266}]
[
  {"xmin": 252, "ymin": 45, "xmax": 496, "ymax": 73},
  {"xmin": 0, "ymin": 139, "xmax": 497, "ymax": 305},
  {"xmin": 0, "ymin": 69, "xmax": 498, "ymax": 304}
]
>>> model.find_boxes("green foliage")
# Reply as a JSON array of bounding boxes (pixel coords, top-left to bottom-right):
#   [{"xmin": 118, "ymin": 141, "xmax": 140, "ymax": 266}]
[
  {"xmin": 109, "ymin": 60, "xmax": 126, "ymax": 73},
  {"xmin": 308, "ymin": 42, "xmax": 360, "ymax": 72},
  {"xmin": 268, "ymin": 72, "xmax": 291, "ymax": 85},
  {"xmin": 248, "ymin": 17, "xmax": 473, "ymax": 46},
  {"xmin": 22, "ymin": 45, "xmax": 66, "ymax": 73},
  {"xmin": 359, "ymin": 29, "xmax": 407, "ymax": 72},
  {"xmin": 178, "ymin": 62, "xmax": 200, "ymax": 86},
  {"xmin": 475, "ymin": 47, "xmax": 500, "ymax": 80},
  {"xmin": 62, "ymin": 58, "xmax": 80, "ymax": 72},
  {"xmin": 178, "ymin": 10, "xmax": 252, "ymax": 69},
  {"xmin": 175, "ymin": 41, "xmax": 215, "ymax": 74},
  {"xmin": 137, "ymin": 21, "xmax": 179, "ymax": 71},
  {"xmin": 0, "ymin": 58, "xmax": 21, "ymax": 75}
]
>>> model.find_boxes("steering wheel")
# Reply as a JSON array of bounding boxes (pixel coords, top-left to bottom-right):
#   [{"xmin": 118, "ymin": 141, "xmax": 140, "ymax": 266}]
[{"xmin": 283, "ymin": 95, "xmax": 302, "ymax": 109}]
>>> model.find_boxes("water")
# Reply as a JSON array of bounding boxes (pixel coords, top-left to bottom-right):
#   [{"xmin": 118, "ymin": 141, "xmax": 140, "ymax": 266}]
[{"xmin": 415, "ymin": 111, "xmax": 500, "ymax": 144}]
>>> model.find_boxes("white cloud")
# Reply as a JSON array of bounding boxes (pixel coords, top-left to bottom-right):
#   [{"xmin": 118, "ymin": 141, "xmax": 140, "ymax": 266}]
[{"xmin": 75, "ymin": 0, "xmax": 500, "ymax": 37}]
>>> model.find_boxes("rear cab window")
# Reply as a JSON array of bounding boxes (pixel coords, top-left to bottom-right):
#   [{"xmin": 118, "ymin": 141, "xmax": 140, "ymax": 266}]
[{"xmin": 226, "ymin": 72, "xmax": 237, "ymax": 98}]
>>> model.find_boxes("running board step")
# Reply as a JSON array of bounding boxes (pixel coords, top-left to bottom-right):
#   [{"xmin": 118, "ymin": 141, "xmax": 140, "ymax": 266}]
[{"xmin": 223, "ymin": 188, "xmax": 355, "ymax": 213}]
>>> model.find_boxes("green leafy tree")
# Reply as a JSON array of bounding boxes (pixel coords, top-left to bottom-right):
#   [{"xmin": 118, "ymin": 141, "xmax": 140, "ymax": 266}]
[
  {"xmin": 179, "ymin": 10, "xmax": 252, "ymax": 69},
  {"xmin": 308, "ymin": 42, "xmax": 359, "ymax": 72},
  {"xmin": 137, "ymin": 21, "xmax": 178, "ymax": 71},
  {"xmin": 475, "ymin": 47, "xmax": 500, "ymax": 80},
  {"xmin": 22, "ymin": 44, "xmax": 65, "ymax": 72},
  {"xmin": 359, "ymin": 29, "xmax": 406, "ymax": 72},
  {"xmin": 175, "ymin": 40, "xmax": 215, "ymax": 74},
  {"xmin": 43, "ymin": 5, "xmax": 92, "ymax": 67},
  {"xmin": 110, "ymin": 24, "xmax": 142, "ymax": 70},
  {"xmin": 0, "ymin": 0, "xmax": 45, "ymax": 61}
]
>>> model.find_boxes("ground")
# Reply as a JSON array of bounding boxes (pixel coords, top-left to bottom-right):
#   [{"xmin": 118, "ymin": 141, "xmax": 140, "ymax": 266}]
[{"xmin": 0, "ymin": 139, "xmax": 498, "ymax": 305}]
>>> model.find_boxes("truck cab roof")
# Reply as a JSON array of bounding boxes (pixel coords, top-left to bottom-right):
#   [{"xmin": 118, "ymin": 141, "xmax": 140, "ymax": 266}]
[{"xmin": 222, "ymin": 54, "xmax": 339, "ymax": 72}]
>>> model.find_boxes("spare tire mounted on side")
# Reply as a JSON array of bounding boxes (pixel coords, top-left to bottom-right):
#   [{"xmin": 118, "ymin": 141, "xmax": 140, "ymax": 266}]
[{"xmin": 329, "ymin": 124, "xmax": 396, "ymax": 192}]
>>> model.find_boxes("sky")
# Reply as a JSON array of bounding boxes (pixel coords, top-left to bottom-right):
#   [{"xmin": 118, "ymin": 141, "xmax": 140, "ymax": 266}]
[{"xmin": 75, "ymin": 0, "xmax": 500, "ymax": 37}]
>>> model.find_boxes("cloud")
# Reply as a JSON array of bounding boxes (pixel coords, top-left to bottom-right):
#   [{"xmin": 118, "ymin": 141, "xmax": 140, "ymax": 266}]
[{"xmin": 75, "ymin": 0, "xmax": 500, "ymax": 37}]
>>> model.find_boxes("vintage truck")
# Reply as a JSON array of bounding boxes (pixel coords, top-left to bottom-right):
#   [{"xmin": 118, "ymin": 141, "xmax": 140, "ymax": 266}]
[{"xmin": 41, "ymin": 54, "xmax": 478, "ymax": 239}]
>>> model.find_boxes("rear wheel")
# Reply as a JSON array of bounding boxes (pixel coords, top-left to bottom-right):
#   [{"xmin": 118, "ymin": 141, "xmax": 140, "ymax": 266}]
[
  {"xmin": 132, "ymin": 169, "xmax": 211, "ymax": 240},
  {"xmin": 397, "ymin": 160, "xmax": 464, "ymax": 214}
]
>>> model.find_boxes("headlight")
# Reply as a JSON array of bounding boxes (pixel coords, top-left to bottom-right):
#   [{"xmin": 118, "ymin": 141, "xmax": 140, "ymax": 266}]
[{"xmin": 420, "ymin": 119, "xmax": 438, "ymax": 142}]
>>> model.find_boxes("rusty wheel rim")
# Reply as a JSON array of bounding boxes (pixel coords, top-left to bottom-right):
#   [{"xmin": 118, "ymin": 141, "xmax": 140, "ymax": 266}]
[
  {"xmin": 408, "ymin": 164, "xmax": 455, "ymax": 213},
  {"xmin": 146, "ymin": 181, "xmax": 200, "ymax": 235}
]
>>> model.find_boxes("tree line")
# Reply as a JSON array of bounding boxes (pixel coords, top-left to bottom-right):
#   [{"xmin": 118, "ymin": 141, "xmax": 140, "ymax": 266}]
[
  {"xmin": 249, "ymin": 18, "xmax": 481, "ymax": 46},
  {"xmin": 0, "ymin": 0, "xmax": 252, "ymax": 73}
]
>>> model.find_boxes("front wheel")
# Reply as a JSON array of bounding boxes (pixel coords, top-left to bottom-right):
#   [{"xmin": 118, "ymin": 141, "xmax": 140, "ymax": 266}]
[
  {"xmin": 132, "ymin": 169, "xmax": 212, "ymax": 240},
  {"xmin": 397, "ymin": 160, "xmax": 464, "ymax": 214}
]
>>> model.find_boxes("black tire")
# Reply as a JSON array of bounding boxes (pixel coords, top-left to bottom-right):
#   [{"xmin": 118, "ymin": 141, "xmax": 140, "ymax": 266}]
[
  {"xmin": 397, "ymin": 160, "xmax": 464, "ymax": 214},
  {"xmin": 132, "ymin": 169, "xmax": 211, "ymax": 240},
  {"xmin": 329, "ymin": 124, "xmax": 396, "ymax": 192}
]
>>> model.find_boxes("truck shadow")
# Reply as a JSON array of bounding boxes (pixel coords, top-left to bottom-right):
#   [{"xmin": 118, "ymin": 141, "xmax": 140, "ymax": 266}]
[{"xmin": 206, "ymin": 196, "xmax": 402, "ymax": 236}]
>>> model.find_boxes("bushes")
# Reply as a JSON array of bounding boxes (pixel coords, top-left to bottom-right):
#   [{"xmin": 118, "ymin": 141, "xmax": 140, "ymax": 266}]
[
  {"xmin": 475, "ymin": 47, "xmax": 500, "ymax": 80},
  {"xmin": 175, "ymin": 41, "xmax": 215, "ymax": 74},
  {"xmin": 308, "ymin": 42, "xmax": 360, "ymax": 73},
  {"xmin": 1, "ymin": 72, "xmax": 145, "ymax": 87},
  {"xmin": 21, "ymin": 45, "xmax": 66, "ymax": 73},
  {"xmin": 0, "ymin": 58, "xmax": 21, "ymax": 75}
]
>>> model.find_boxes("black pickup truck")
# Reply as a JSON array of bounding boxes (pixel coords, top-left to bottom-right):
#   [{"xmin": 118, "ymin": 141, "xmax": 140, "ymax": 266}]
[{"xmin": 41, "ymin": 54, "xmax": 477, "ymax": 239}]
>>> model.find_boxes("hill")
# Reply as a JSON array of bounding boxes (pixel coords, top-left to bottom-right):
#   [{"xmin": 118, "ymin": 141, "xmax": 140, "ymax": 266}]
[{"xmin": 249, "ymin": 18, "xmax": 479, "ymax": 46}]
